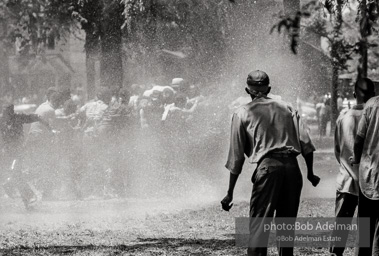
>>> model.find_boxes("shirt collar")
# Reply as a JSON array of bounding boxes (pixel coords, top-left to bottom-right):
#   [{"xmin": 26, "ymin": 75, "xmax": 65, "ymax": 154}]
[{"xmin": 353, "ymin": 104, "xmax": 364, "ymax": 110}]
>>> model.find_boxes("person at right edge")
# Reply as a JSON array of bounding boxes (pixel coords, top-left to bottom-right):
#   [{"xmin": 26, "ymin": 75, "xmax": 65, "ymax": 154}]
[
  {"xmin": 330, "ymin": 78, "xmax": 376, "ymax": 256},
  {"xmin": 221, "ymin": 70, "xmax": 320, "ymax": 256},
  {"xmin": 350, "ymin": 79, "xmax": 379, "ymax": 256}
]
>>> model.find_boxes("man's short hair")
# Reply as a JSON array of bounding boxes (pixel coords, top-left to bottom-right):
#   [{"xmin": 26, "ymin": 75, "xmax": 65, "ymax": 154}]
[
  {"xmin": 355, "ymin": 78, "xmax": 375, "ymax": 94},
  {"xmin": 96, "ymin": 87, "xmax": 112, "ymax": 104},
  {"xmin": 46, "ymin": 87, "xmax": 57, "ymax": 101},
  {"xmin": 247, "ymin": 70, "xmax": 270, "ymax": 86},
  {"xmin": 118, "ymin": 87, "xmax": 130, "ymax": 100}
]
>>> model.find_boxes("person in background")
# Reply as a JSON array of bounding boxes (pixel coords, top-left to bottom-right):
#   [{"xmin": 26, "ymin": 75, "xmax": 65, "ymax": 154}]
[
  {"xmin": 55, "ymin": 99, "xmax": 83, "ymax": 200},
  {"xmin": 78, "ymin": 86, "xmax": 112, "ymax": 135},
  {"xmin": 330, "ymin": 78, "xmax": 376, "ymax": 256},
  {"xmin": 350, "ymin": 78, "xmax": 379, "ymax": 256},
  {"xmin": 77, "ymin": 87, "xmax": 112, "ymax": 197},
  {"xmin": 139, "ymin": 91, "xmax": 164, "ymax": 130},
  {"xmin": 319, "ymin": 97, "xmax": 331, "ymax": 138},
  {"xmin": 221, "ymin": 70, "xmax": 320, "ymax": 256},
  {"xmin": 27, "ymin": 89, "xmax": 61, "ymax": 200},
  {"xmin": 96, "ymin": 87, "xmax": 132, "ymax": 197},
  {"xmin": 337, "ymin": 92, "xmax": 344, "ymax": 113},
  {"xmin": 1, "ymin": 104, "xmax": 54, "ymax": 209}
]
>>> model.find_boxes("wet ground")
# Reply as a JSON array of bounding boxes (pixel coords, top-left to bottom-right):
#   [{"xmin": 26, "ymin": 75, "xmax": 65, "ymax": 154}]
[{"xmin": 0, "ymin": 137, "xmax": 352, "ymax": 256}]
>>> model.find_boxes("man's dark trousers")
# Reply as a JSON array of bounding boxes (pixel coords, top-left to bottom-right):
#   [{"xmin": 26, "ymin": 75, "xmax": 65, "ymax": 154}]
[
  {"xmin": 329, "ymin": 192, "xmax": 358, "ymax": 256},
  {"xmin": 248, "ymin": 155, "xmax": 303, "ymax": 256},
  {"xmin": 358, "ymin": 189, "xmax": 379, "ymax": 256}
]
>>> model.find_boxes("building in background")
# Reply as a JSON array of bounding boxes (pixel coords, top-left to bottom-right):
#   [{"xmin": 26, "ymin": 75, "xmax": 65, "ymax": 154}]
[{"xmin": 6, "ymin": 30, "xmax": 86, "ymax": 103}]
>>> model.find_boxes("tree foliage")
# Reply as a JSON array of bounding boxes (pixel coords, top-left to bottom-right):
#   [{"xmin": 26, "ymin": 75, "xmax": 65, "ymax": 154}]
[
  {"xmin": 0, "ymin": 0, "xmax": 73, "ymax": 56},
  {"xmin": 121, "ymin": 0, "xmax": 233, "ymax": 84}
]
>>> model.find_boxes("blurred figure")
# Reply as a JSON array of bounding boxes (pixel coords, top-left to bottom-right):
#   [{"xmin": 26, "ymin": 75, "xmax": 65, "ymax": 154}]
[
  {"xmin": 78, "ymin": 86, "xmax": 112, "ymax": 135},
  {"xmin": 330, "ymin": 78, "xmax": 375, "ymax": 256},
  {"xmin": 139, "ymin": 92, "xmax": 164, "ymax": 130},
  {"xmin": 128, "ymin": 84, "xmax": 142, "ymax": 111},
  {"xmin": 319, "ymin": 97, "xmax": 331, "ymax": 138},
  {"xmin": 72, "ymin": 87, "xmax": 86, "ymax": 107},
  {"xmin": 350, "ymin": 78, "xmax": 378, "ymax": 256},
  {"xmin": 27, "ymin": 89, "xmax": 61, "ymax": 200},
  {"xmin": 337, "ymin": 93, "xmax": 343, "ymax": 113},
  {"xmin": 77, "ymin": 87, "xmax": 112, "ymax": 197},
  {"xmin": 96, "ymin": 87, "xmax": 132, "ymax": 197},
  {"xmin": 171, "ymin": 78, "xmax": 187, "ymax": 94},
  {"xmin": 1, "ymin": 104, "xmax": 53, "ymax": 208},
  {"xmin": 55, "ymin": 99, "xmax": 82, "ymax": 200}
]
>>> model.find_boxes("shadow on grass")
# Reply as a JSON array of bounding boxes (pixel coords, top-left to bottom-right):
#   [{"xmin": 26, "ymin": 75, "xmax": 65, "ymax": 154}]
[{"xmin": 1, "ymin": 237, "xmax": 237, "ymax": 255}]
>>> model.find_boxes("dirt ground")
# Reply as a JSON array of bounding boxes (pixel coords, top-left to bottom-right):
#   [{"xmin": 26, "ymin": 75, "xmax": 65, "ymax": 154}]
[{"xmin": 0, "ymin": 137, "xmax": 357, "ymax": 256}]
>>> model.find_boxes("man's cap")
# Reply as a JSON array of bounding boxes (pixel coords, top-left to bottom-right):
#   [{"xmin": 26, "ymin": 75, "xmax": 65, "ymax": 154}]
[
  {"xmin": 172, "ymin": 78, "xmax": 184, "ymax": 86},
  {"xmin": 247, "ymin": 70, "xmax": 270, "ymax": 87},
  {"xmin": 172, "ymin": 78, "xmax": 187, "ymax": 90}
]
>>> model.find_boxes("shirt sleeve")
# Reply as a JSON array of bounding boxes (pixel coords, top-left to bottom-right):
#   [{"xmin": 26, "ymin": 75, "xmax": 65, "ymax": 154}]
[
  {"xmin": 357, "ymin": 107, "xmax": 370, "ymax": 138},
  {"xmin": 296, "ymin": 112, "xmax": 316, "ymax": 156},
  {"xmin": 225, "ymin": 112, "xmax": 247, "ymax": 175}
]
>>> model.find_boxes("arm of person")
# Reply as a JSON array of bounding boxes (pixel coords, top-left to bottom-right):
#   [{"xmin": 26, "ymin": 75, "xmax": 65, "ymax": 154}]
[
  {"xmin": 140, "ymin": 108, "xmax": 149, "ymax": 129},
  {"xmin": 296, "ymin": 111, "xmax": 319, "ymax": 186},
  {"xmin": 334, "ymin": 120, "xmax": 341, "ymax": 164},
  {"xmin": 350, "ymin": 108, "xmax": 369, "ymax": 165},
  {"xmin": 20, "ymin": 113, "xmax": 56, "ymax": 133},
  {"xmin": 222, "ymin": 111, "xmax": 247, "ymax": 211},
  {"xmin": 221, "ymin": 172, "xmax": 239, "ymax": 211},
  {"xmin": 350, "ymin": 135, "xmax": 365, "ymax": 165},
  {"xmin": 182, "ymin": 99, "xmax": 199, "ymax": 114},
  {"xmin": 303, "ymin": 152, "xmax": 320, "ymax": 187}
]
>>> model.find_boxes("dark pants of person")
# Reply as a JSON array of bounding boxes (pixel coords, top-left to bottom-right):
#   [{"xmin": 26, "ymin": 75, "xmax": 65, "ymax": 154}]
[
  {"xmin": 2, "ymin": 147, "xmax": 35, "ymax": 207},
  {"xmin": 248, "ymin": 155, "xmax": 303, "ymax": 256},
  {"xmin": 320, "ymin": 117, "xmax": 329, "ymax": 137},
  {"xmin": 358, "ymin": 189, "xmax": 379, "ymax": 256},
  {"xmin": 329, "ymin": 191, "xmax": 358, "ymax": 256},
  {"xmin": 25, "ymin": 134, "xmax": 59, "ymax": 200}
]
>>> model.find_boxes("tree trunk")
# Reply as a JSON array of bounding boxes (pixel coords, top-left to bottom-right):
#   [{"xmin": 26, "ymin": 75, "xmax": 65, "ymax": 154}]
[
  {"xmin": 85, "ymin": 31, "xmax": 98, "ymax": 100},
  {"xmin": 358, "ymin": 0, "xmax": 368, "ymax": 79},
  {"xmin": 100, "ymin": 0, "xmax": 123, "ymax": 91},
  {"xmin": 0, "ymin": 21, "xmax": 10, "ymax": 96},
  {"xmin": 330, "ymin": 0, "xmax": 343, "ymax": 131}
]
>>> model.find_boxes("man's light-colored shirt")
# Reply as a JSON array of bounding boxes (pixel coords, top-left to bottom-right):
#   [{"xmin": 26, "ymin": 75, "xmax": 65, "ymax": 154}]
[
  {"xmin": 334, "ymin": 104, "xmax": 364, "ymax": 196},
  {"xmin": 356, "ymin": 96, "xmax": 379, "ymax": 200},
  {"xmin": 79, "ymin": 100, "xmax": 108, "ymax": 131},
  {"xmin": 225, "ymin": 96, "xmax": 315, "ymax": 175},
  {"xmin": 29, "ymin": 101, "xmax": 55, "ymax": 135}
]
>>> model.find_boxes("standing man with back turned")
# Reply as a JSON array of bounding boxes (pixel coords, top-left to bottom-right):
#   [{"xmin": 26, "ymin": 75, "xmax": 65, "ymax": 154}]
[
  {"xmin": 221, "ymin": 70, "xmax": 320, "ymax": 256},
  {"xmin": 350, "ymin": 78, "xmax": 379, "ymax": 256},
  {"xmin": 330, "ymin": 78, "xmax": 375, "ymax": 256}
]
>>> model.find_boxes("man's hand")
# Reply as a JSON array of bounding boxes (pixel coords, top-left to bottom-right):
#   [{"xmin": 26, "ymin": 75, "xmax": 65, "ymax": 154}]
[
  {"xmin": 307, "ymin": 174, "xmax": 320, "ymax": 187},
  {"xmin": 221, "ymin": 194, "xmax": 233, "ymax": 211},
  {"xmin": 349, "ymin": 156, "xmax": 359, "ymax": 166}
]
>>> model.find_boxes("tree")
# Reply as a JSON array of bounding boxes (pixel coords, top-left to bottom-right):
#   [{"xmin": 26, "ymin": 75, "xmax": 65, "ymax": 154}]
[
  {"xmin": 271, "ymin": 0, "xmax": 369, "ymax": 127},
  {"xmin": 122, "ymin": 0, "xmax": 232, "ymax": 85},
  {"xmin": 72, "ymin": 0, "xmax": 102, "ymax": 99},
  {"xmin": 100, "ymin": 0, "xmax": 124, "ymax": 90},
  {"xmin": 0, "ymin": 0, "xmax": 73, "ymax": 95}
]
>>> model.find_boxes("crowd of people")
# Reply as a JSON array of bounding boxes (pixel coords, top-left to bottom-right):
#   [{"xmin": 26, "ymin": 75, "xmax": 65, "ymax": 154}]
[{"xmin": 0, "ymin": 78, "xmax": 206, "ymax": 209}]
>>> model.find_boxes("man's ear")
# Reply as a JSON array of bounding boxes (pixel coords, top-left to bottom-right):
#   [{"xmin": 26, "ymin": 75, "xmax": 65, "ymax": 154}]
[
  {"xmin": 245, "ymin": 88, "xmax": 251, "ymax": 95},
  {"xmin": 266, "ymin": 87, "xmax": 271, "ymax": 95}
]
